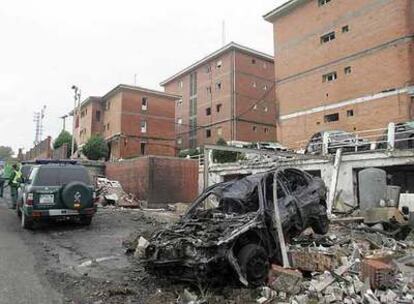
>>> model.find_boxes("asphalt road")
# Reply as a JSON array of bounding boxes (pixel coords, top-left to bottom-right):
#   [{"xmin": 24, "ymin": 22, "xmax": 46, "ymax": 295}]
[{"xmin": 0, "ymin": 194, "xmax": 62, "ymax": 304}]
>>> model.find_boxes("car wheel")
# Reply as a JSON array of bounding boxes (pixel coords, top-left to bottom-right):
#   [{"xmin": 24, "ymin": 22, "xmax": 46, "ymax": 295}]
[
  {"xmin": 311, "ymin": 204, "xmax": 329, "ymax": 235},
  {"xmin": 21, "ymin": 212, "xmax": 33, "ymax": 230},
  {"xmin": 237, "ymin": 244, "xmax": 269, "ymax": 287},
  {"xmin": 79, "ymin": 216, "xmax": 92, "ymax": 226}
]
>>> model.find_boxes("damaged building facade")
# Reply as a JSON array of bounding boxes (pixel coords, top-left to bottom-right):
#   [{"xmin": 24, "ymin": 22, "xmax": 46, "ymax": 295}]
[{"xmin": 264, "ymin": 0, "xmax": 414, "ymax": 149}]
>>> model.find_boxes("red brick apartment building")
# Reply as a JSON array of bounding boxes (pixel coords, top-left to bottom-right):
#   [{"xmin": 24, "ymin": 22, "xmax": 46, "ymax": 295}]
[
  {"xmin": 72, "ymin": 85, "xmax": 180, "ymax": 160},
  {"xmin": 264, "ymin": 0, "xmax": 414, "ymax": 149},
  {"xmin": 74, "ymin": 96, "xmax": 104, "ymax": 146},
  {"xmin": 161, "ymin": 42, "xmax": 276, "ymax": 150}
]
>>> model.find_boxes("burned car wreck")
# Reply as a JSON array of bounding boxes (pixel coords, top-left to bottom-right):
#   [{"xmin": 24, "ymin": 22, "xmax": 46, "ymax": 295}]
[{"xmin": 144, "ymin": 168, "xmax": 329, "ymax": 286}]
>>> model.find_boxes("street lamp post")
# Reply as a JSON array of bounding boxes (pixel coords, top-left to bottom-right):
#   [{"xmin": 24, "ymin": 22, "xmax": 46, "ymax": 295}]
[{"xmin": 71, "ymin": 85, "xmax": 81, "ymax": 158}]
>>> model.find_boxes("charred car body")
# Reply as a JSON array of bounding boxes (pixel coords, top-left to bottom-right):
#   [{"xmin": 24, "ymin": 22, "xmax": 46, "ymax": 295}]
[{"xmin": 145, "ymin": 168, "xmax": 329, "ymax": 286}]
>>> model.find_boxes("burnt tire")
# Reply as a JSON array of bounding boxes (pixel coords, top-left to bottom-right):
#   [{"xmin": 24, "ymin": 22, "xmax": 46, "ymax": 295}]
[
  {"xmin": 311, "ymin": 204, "xmax": 329, "ymax": 235},
  {"xmin": 237, "ymin": 244, "xmax": 269, "ymax": 287},
  {"xmin": 61, "ymin": 182, "xmax": 92, "ymax": 210}
]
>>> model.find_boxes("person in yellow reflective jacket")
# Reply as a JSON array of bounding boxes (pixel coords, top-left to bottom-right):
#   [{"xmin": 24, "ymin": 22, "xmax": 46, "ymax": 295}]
[{"xmin": 8, "ymin": 164, "xmax": 21, "ymax": 209}]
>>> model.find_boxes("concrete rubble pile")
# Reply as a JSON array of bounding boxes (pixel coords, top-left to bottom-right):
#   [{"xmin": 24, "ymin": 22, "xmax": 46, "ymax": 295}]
[
  {"xmin": 96, "ymin": 177, "xmax": 144, "ymax": 208},
  {"xmin": 258, "ymin": 224, "xmax": 414, "ymax": 304}
]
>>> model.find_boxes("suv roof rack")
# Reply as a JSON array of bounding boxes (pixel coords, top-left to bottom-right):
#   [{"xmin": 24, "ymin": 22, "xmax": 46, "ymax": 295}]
[{"xmin": 34, "ymin": 159, "xmax": 78, "ymax": 165}]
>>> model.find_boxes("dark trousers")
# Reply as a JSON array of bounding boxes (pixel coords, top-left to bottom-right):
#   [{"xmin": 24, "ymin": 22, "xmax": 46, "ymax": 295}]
[
  {"xmin": 0, "ymin": 179, "xmax": 4, "ymax": 198},
  {"xmin": 10, "ymin": 186, "xmax": 18, "ymax": 206}
]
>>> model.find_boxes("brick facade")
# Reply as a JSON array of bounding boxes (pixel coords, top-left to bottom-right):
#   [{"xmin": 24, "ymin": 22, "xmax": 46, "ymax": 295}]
[
  {"xmin": 162, "ymin": 42, "xmax": 276, "ymax": 149},
  {"xmin": 102, "ymin": 85, "xmax": 179, "ymax": 160},
  {"xmin": 74, "ymin": 97, "xmax": 104, "ymax": 146},
  {"xmin": 265, "ymin": 0, "xmax": 414, "ymax": 149}
]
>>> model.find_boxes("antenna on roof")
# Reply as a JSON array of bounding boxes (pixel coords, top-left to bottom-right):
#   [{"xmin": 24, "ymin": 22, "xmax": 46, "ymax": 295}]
[{"xmin": 222, "ymin": 20, "xmax": 226, "ymax": 46}]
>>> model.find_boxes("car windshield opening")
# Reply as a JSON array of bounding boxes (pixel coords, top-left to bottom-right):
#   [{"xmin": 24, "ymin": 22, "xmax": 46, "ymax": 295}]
[{"xmin": 33, "ymin": 167, "xmax": 91, "ymax": 186}]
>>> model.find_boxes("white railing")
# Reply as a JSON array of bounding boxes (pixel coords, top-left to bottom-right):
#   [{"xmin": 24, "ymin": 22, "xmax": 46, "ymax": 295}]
[{"xmin": 293, "ymin": 122, "xmax": 414, "ymax": 156}]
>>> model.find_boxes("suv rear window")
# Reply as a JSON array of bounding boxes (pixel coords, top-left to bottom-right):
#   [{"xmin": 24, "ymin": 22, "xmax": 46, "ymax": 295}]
[{"xmin": 33, "ymin": 166, "xmax": 91, "ymax": 186}]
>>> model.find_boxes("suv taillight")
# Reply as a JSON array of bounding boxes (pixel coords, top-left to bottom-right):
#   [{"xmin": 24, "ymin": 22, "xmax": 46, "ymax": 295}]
[{"xmin": 26, "ymin": 193, "xmax": 34, "ymax": 206}]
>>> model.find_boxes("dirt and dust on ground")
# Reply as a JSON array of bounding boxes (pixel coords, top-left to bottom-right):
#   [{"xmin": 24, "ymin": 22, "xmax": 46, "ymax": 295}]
[{"xmin": 21, "ymin": 206, "xmax": 259, "ymax": 304}]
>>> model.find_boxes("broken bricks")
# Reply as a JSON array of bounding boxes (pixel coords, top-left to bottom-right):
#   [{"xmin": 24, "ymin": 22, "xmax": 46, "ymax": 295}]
[
  {"xmin": 361, "ymin": 259, "xmax": 395, "ymax": 290},
  {"xmin": 268, "ymin": 264, "xmax": 303, "ymax": 295},
  {"xmin": 289, "ymin": 249, "xmax": 338, "ymax": 272}
]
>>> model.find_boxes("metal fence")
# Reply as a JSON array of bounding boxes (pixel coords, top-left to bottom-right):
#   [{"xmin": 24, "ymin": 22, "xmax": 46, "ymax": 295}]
[{"xmin": 293, "ymin": 122, "xmax": 414, "ymax": 156}]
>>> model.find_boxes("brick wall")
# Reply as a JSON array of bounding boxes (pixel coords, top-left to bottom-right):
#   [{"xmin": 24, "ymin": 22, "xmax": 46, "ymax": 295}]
[
  {"xmin": 23, "ymin": 136, "xmax": 52, "ymax": 160},
  {"xmin": 105, "ymin": 156, "xmax": 198, "ymax": 208},
  {"xmin": 268, "ymin": 0, "xmax": 414, "ymax": 147}
]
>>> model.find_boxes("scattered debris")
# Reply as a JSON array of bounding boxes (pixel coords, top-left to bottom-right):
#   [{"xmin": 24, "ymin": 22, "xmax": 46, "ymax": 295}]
[
  {"xmin": 134, "ymin": 237, "xmax": 149, "ymax": 259},
  {"xmin": 96, "ymin": 177, "xmax": 144, "ymax": 208}
]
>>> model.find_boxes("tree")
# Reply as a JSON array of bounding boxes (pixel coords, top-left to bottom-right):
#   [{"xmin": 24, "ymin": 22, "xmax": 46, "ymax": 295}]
[
  {"xmin": 0, "ymin": 146, "xmax": 14, "ymax": 161},
  {"xmin": 81, "ymin": 135, "xmax": 109, "ymax": 160},
  {"xmin": 212, "ymin": 138, "xmax": 240, "ymax": 163},
  {"xmin": 53, "ymin": 130, "xmax": 74, "ymax": 158}
]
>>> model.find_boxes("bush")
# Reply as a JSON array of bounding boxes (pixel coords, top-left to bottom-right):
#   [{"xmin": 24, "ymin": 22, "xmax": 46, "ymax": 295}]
[
  {"xmin": 53, "ymin": 130, "xmax": 75, "ymax": 157},
  {"xmin": 81, "ymin": 135, "xmax": 109, "ymax": 160},
  {"xmin": 212, "ymin": 138, "xmax": 240, "ymax": 163}
]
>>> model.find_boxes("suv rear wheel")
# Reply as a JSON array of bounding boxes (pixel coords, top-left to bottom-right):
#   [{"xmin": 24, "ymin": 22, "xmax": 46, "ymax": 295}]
[
  {"xmin": 237, "ymin": 244, "xmax": 269, "ymax": 287},
  {"xmin": 21, "ymin": 212, "xmax": 33, "ymax": 230}
]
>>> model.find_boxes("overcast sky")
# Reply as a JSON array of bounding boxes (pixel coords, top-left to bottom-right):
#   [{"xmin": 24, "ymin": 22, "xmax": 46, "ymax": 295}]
[{"xmin": 0, "ymin": 0, "xmax": 287, "ymax": 154}]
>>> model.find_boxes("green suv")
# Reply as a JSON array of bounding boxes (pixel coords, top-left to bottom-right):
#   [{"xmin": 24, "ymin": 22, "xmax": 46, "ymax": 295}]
[{"xmin": 17, "ymin": 160, "xmax": 97, "ymax": 229}]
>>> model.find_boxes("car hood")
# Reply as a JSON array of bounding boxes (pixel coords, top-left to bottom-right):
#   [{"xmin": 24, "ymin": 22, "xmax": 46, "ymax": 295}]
[{"xmin": 149, "ymin": 212, "xmax": 259, "ymax": 249}]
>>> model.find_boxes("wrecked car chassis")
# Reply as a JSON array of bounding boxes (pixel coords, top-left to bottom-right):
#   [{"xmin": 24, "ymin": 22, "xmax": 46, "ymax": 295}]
[{"xmin": 145, "ymin": 168, "xmax": 329, "ymax": 287}]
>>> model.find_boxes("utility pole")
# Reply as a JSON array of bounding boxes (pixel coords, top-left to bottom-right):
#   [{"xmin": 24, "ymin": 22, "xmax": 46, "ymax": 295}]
[
  {"xmin": 71, "ymin": 85, "xmax": 81, "ymax": 157},
  {"xmin": 60, "ymin": 115, "xmax": 68, "ymax": 131},
  {"xmin": 33, "ymin": 105, "xmax": 46, "ymax": 145}
]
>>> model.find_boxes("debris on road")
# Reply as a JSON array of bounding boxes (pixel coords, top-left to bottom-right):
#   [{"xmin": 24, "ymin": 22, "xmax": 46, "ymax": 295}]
[{"xmin": 96, "ymin": 177, "xmax": 144, "ymax": 208}]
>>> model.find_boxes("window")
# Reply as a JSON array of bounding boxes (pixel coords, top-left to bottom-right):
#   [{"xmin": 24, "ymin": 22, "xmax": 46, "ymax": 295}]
[
  {"xmin": 207, "ymin": 86, "xmax": 212, "ymax": 94},
  {"xmin": 140, "ymin": 120, "xmax": 147, "ymax": 133},
  {"xmin": 206, "ymin": 129, "xmax": 211, "ymax": 138},
  {"xmin": 264, "ymin": 128, "xmax": 269, "ymax": 134},
  {"xmin": 177, "ymin": 138, "xmax": 183, "ymax": 145},
  {"xmin": 178, "ymin": 80, "xmax": 183, "ymax": 88},
  {"xmin": 140, "ymin": 143, "xmax": 146, "ymax": 155},
  {"xmin": 252, "ymin": 126, "xmax": 257, "ymax": 132},
  {"xmin": 251, "ymin": 58, "xmax": 256, "ymax": 64},
  {"xmin": 320, "ymin": 32, "xmax": 335, "ymax": 44},
  {"xmin": 206, "ymin": 107, "xmax": 211, "ymax": 116},
  {"xmin": 96, "ymin": 110, "xmax": 101, "ymax": 122},
  {"xmin": 342, "ymin": 25, "xmax": 349, "ymax": 33},
  {"xmin": 324, "ymin": 113, "xmax": 339, "ymax": 122},
  {"xmin": 177, "ymin": 118, "xmax": 183, "ymax": 125},
  {"xmin": 318, "ymin": 0, "xmax": 332, "ymax": 6},
  {"xmin": 344, "ymin": 66, "xmax": 352, "ymax": 75},
  {"xmin": 322, "ymin": 72, "xmax": 337, "ymax": 82},
  {"xmin": 216, "ymin": 104, "xmax": 222, "ymax": 113},
  {"xmin": 216, "ymin": 60, "xmax": 222, "ymax": 69},
  {"xmin": 347, "ymin": 109, "xmax": 354, "ymax": 117},
  {"xmin": 106, "ymin": 102, "xmax": 111, "ymax": 111},
  {"xmin": 216, "ymin": 81, "xmax": 222, "ymax": 90},
  {"xmin": 217, "ymin": 127, "xmax": 223, "ymax": 136},
  {"xmin": 141, "ymin": 97, "xmax": 148, "ymax": 111}
]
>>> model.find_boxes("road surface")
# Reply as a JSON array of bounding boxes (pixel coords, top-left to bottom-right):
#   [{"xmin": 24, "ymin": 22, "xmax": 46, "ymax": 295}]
[{"xmin": 0, "ymin": 195, "xmax": 62, "ymax": 304}]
